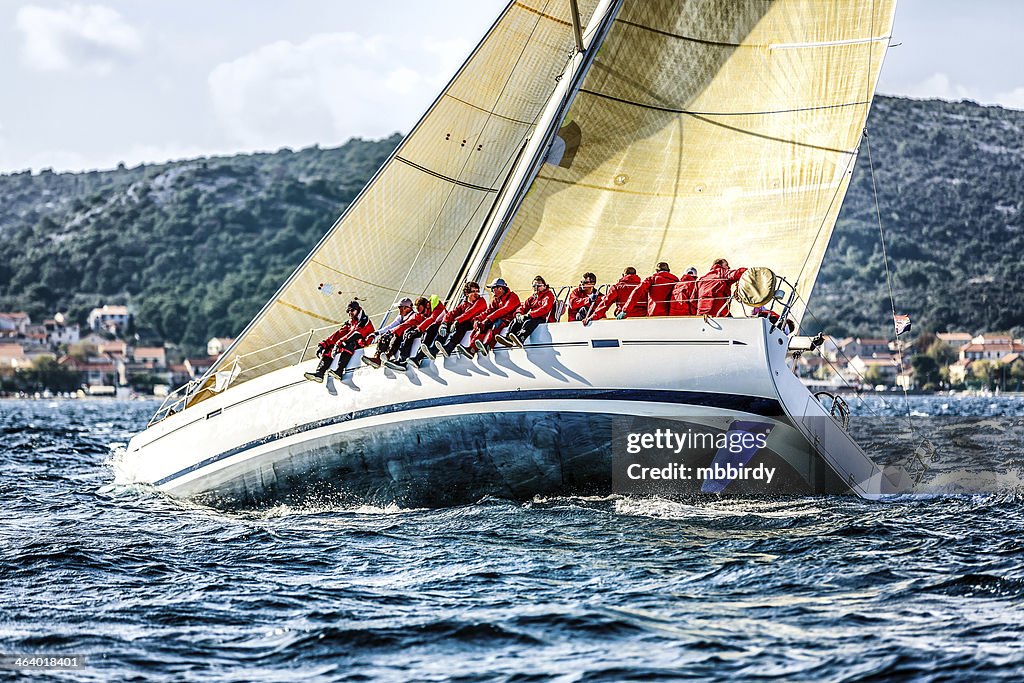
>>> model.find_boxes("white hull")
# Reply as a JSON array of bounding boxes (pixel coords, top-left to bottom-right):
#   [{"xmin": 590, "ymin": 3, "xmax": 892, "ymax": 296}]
[{"xmin": 121, "ymin": 318, "xmax": 910, "ymax": 507}]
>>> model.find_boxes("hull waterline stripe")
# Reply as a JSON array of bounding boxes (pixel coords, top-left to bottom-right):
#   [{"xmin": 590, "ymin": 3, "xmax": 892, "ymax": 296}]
[{"xmin": 153, "ymin": 388, "xmax": 783, "ymax": 487}]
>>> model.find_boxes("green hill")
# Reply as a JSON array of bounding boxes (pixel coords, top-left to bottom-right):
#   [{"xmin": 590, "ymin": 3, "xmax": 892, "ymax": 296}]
[{"xmin": 0, "ymin": 96, "xmax": 1021, "ymax": 352}]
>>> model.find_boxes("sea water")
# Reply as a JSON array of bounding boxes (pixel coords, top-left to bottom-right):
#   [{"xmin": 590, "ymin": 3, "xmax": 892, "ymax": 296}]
[{"xmin": 1, "ymin": 396, "xmax": 1023, "ymax": 681}]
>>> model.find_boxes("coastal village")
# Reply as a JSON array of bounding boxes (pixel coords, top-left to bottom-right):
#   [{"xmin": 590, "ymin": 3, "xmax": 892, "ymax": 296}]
[
  {"xmin": 0, "ymin": 305, "xmax": 231, "ymax": 398},
  {"xmin": 1, "ymin": 305, "xmax": 1021, "ymax": 397}
]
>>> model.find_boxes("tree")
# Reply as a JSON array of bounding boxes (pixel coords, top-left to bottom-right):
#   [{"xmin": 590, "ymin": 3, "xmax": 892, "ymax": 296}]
[
  {"xmin": 910, "ymin": 355, "xmax": 940, "ymax": 390},
  {"xmin": 968, "ymin": 360, "xmax": 996, "ymax": 390},
  {"xmin": 20, "ymin": 357, "xmax": 82, "ymax": 393}
]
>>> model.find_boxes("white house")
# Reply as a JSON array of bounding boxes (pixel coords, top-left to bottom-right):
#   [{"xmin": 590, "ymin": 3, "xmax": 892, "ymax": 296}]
[
  {"xmin": 0, "ymin": 312, "xmax": 31, "ymax": 336},
  {"xmin": 207, "ymin": 337, "xmax": 235, "ymax": 357},
  {"xmin": 87, "ymin": 305, "xmax": 132, "ymax": 334}
]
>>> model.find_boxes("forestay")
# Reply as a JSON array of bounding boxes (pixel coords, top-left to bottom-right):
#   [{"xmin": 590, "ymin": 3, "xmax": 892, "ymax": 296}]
[{"xmin": 486, "ymin": 0, "xmax": 897, "ymax": 325}]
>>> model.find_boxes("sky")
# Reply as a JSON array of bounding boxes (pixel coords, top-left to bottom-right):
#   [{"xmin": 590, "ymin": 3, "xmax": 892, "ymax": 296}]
[{"xmin": 1, "ymin": 0, "xmax": 1022, "ymax": 174}]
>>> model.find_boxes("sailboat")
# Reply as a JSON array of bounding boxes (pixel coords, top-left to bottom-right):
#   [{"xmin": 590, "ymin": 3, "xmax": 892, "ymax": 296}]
[{"xmin": 120, "ymin": 0, "xmax": 912, "ymax": 507}]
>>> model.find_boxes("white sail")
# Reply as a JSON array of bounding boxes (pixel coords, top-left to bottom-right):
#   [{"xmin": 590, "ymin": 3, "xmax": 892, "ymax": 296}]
[
  {"xmin": 485, "ymin": 0, "xmax": 897, "ymax": 324},
  {"xmin": 201, "ymin": 0, "xmax": 600, "ymax": 398}
]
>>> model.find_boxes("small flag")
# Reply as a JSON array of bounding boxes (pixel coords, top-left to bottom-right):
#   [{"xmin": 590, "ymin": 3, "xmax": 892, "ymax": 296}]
[{"xmin": 894, "ymin": 314, "xmax": 912, "ymax": 336}]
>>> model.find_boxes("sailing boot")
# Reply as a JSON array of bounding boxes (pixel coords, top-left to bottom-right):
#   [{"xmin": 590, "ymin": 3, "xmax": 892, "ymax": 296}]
[
  {"xmin": 384, "ymin": 359, "xmax": 407, "ymax": 372},
  {"xmin": 303, "ymin": 356, "xmax": 332, "ymax": 383},
  {"xmin": 328, "ymin": 351, "xmax": 353, "ymax": 380},
  {"xmin": 362, "ymin": 353, "xmax": 383, "ymax": 369}
]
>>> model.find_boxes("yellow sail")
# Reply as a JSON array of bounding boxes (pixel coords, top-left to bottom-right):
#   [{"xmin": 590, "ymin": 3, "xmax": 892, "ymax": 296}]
[
  {"xmin": 487, "ymin": 0, "xmax": 897, "ymax": 324},
  {"xmin": 206, "ymin": 0, "xmax": 599, "ymax": 393}
]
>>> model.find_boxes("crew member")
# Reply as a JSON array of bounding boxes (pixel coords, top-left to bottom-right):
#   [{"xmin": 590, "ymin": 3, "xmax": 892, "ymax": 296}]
[
  {"xmin": 463, "ymin": 278, "xmax": 521, "ymax": 357},
  {"xmin": 303, "ymin": 301, "xmax": 375, "ymax": 383},
  {"xmin": 434, "ymin": 282, "xmax": 487, "ymax": 358},
  {"xmin": 697, "ymin": 258, "xmax": 747, "ymax": 316},
  {"xmin": 401, "ymin": 295, "xmax": 447, "ymax": 368},
  {"xmin": 498, "ymin": 275, "xmax": 556, "ymax": 348},
  {"xmin": 669, "ymin": 267, "xmax": 699, "ymax": 316},
  {"xmin": 380, "ymin": 297, "xmax": 432, "ymax": 371},
  {"xmin": 620, "ymin": 262, "xmax": 678, "ymax": 318},
  {"xmin": 585, "ymin": 267, "xmax": 644, "ymax": 323},
  {"xmin": 566, "ymin": 272, "xmax": 598, "ymax": 322},
  {"xmin": 362, "ymin": 297, "xmax": 415, "ymax": 368}
]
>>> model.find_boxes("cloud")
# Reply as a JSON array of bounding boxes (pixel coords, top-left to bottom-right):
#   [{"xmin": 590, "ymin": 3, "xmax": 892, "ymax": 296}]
[
  {"xmin": 15, "ymin": 4, "xmax": 143, "ymax": 74},
  {"xmin": 994, "ymin": 87, "xmax": 1024, "ymax": 111},
  {"xmin": 888, "ymin": 73, "xmax": 1024, "ymax": 111},
  {"xmin": 901, "ymin": 73, "xmax": 980, "ymax": 102},
  {"xmin": 208, "ymin": 32, "xmax": 471, "ymax": 149}
]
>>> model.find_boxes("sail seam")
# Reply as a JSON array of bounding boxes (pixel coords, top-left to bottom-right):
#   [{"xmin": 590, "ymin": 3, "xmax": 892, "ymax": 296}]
[
  {"xmin": 443, "ymin": 93, "xmax": 536, "ymax": 126},
  {"xmin": 513, "ymin": 1, "xmax": 572, "ymax": 28},
  {"xmin": 618, "ymin": 18, "xmax": 890, "ymax": 50},
  {"xmin": 574, "ymin": 90, "xmax": 858, "ymax": 154},
  {"xmin": 274, "ymin": 300, "xmax": 345, "ymax": 325},
  {"xmin": 578, "ymin": 88, "xmax": 872, "ymax": 118},
  {"xmin": 307, "ymin": 259, "xmax": 413, "ymax": 294},
  {"xmin": 394, "ymin": 156, "xmax": 500, "ymax": 192}
]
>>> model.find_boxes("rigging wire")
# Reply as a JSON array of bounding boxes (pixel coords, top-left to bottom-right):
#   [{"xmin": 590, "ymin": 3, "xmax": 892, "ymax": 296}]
[{"xmin": 864, "ymin": 129, "xmax": 915, "ymax": 426}]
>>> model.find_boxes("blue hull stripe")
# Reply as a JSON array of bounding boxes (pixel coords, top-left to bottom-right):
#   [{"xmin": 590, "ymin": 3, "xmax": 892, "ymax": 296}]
[{"xmin": 154, "ymin": 388, "xmax": 782, "ymax": 487}]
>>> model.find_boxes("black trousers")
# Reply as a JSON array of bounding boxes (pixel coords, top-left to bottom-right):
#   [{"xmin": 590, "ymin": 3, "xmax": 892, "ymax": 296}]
[
  {"xmin": 395, "ymin": 328, "xmax": 421, "ymax": 361},
  {"xmin": 402, "ymin": 322, "xmax": 442, "ymax": 362},
  {"xmin": 438, "ymin": 320, "xmax": 474, "ymax": 354},
  {"xmin": 328, "ymin": 333, "xmax": 365, "ymax": 368},
  {"xmin": 507, "ymin": 316, "xmax": 543, "ymax": 341},
  {"xmin": 374, "ymin": 331, "xmax": 402, "ymax": 358}
]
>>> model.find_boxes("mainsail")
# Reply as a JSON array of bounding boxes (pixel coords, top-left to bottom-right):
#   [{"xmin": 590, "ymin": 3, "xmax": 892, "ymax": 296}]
[
  {"xmin": 484, "ymin": 0, "xmax": 897, "ymax": 325},
  {"xmin": 204, "ymin": 0, "xmax": 600, "ymax": 394}
]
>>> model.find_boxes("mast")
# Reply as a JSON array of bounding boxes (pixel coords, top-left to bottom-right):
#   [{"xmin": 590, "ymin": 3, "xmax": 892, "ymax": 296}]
[{"xmin": 462, "ymin": 0, "xmax": 623, "ymax": 288}]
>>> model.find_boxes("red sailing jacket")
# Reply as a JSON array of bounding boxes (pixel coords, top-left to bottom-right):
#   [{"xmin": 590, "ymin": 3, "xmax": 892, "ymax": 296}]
[
  {"xmin": 669, "ymin": 274, "xmax": 698, "ymax": 316},
  {"xmin": 480, "ymin": 290, "xmax": 522, "ymax": 325},
  {"xmin": 321, "ymin": 312, "xmax": 375, "ymax": 352},
  {"xmin": 624, "ymin": 270, "xmax": 680, "ymax": 317},
  {"xmin": 517, "ymin": 288, "xmax": 557, "ymax": 321},
  {"xmin": 590, "ymin": 273, "xmax": 645, "ymax": 319},
  {"xmin": 416, "ymin": 300, "xmax": 446, "ymax": 333},
  {"xmin": 393, "ymin": 311, "xmax": 426, "ymax": 337},
  {"xmin": 566, "ymin": 285, "xmax": 598, "ymax": 321},
  {"xmin": 444, "ymin": 297, "xmax": 487, "ymax": 325},
  {"xmin": 696, "ymin": 265, "xmax": 747, "ymax": 316}
]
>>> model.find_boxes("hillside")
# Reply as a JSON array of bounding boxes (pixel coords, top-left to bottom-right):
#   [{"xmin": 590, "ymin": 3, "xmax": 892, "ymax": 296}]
[
  {"xmin": 814, "ymin": 96, "xmax": 1024, "ymax": 337},
  {"xmin": 0, "ymin": 96, "xmax": 1021, "ymax": 351}
]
